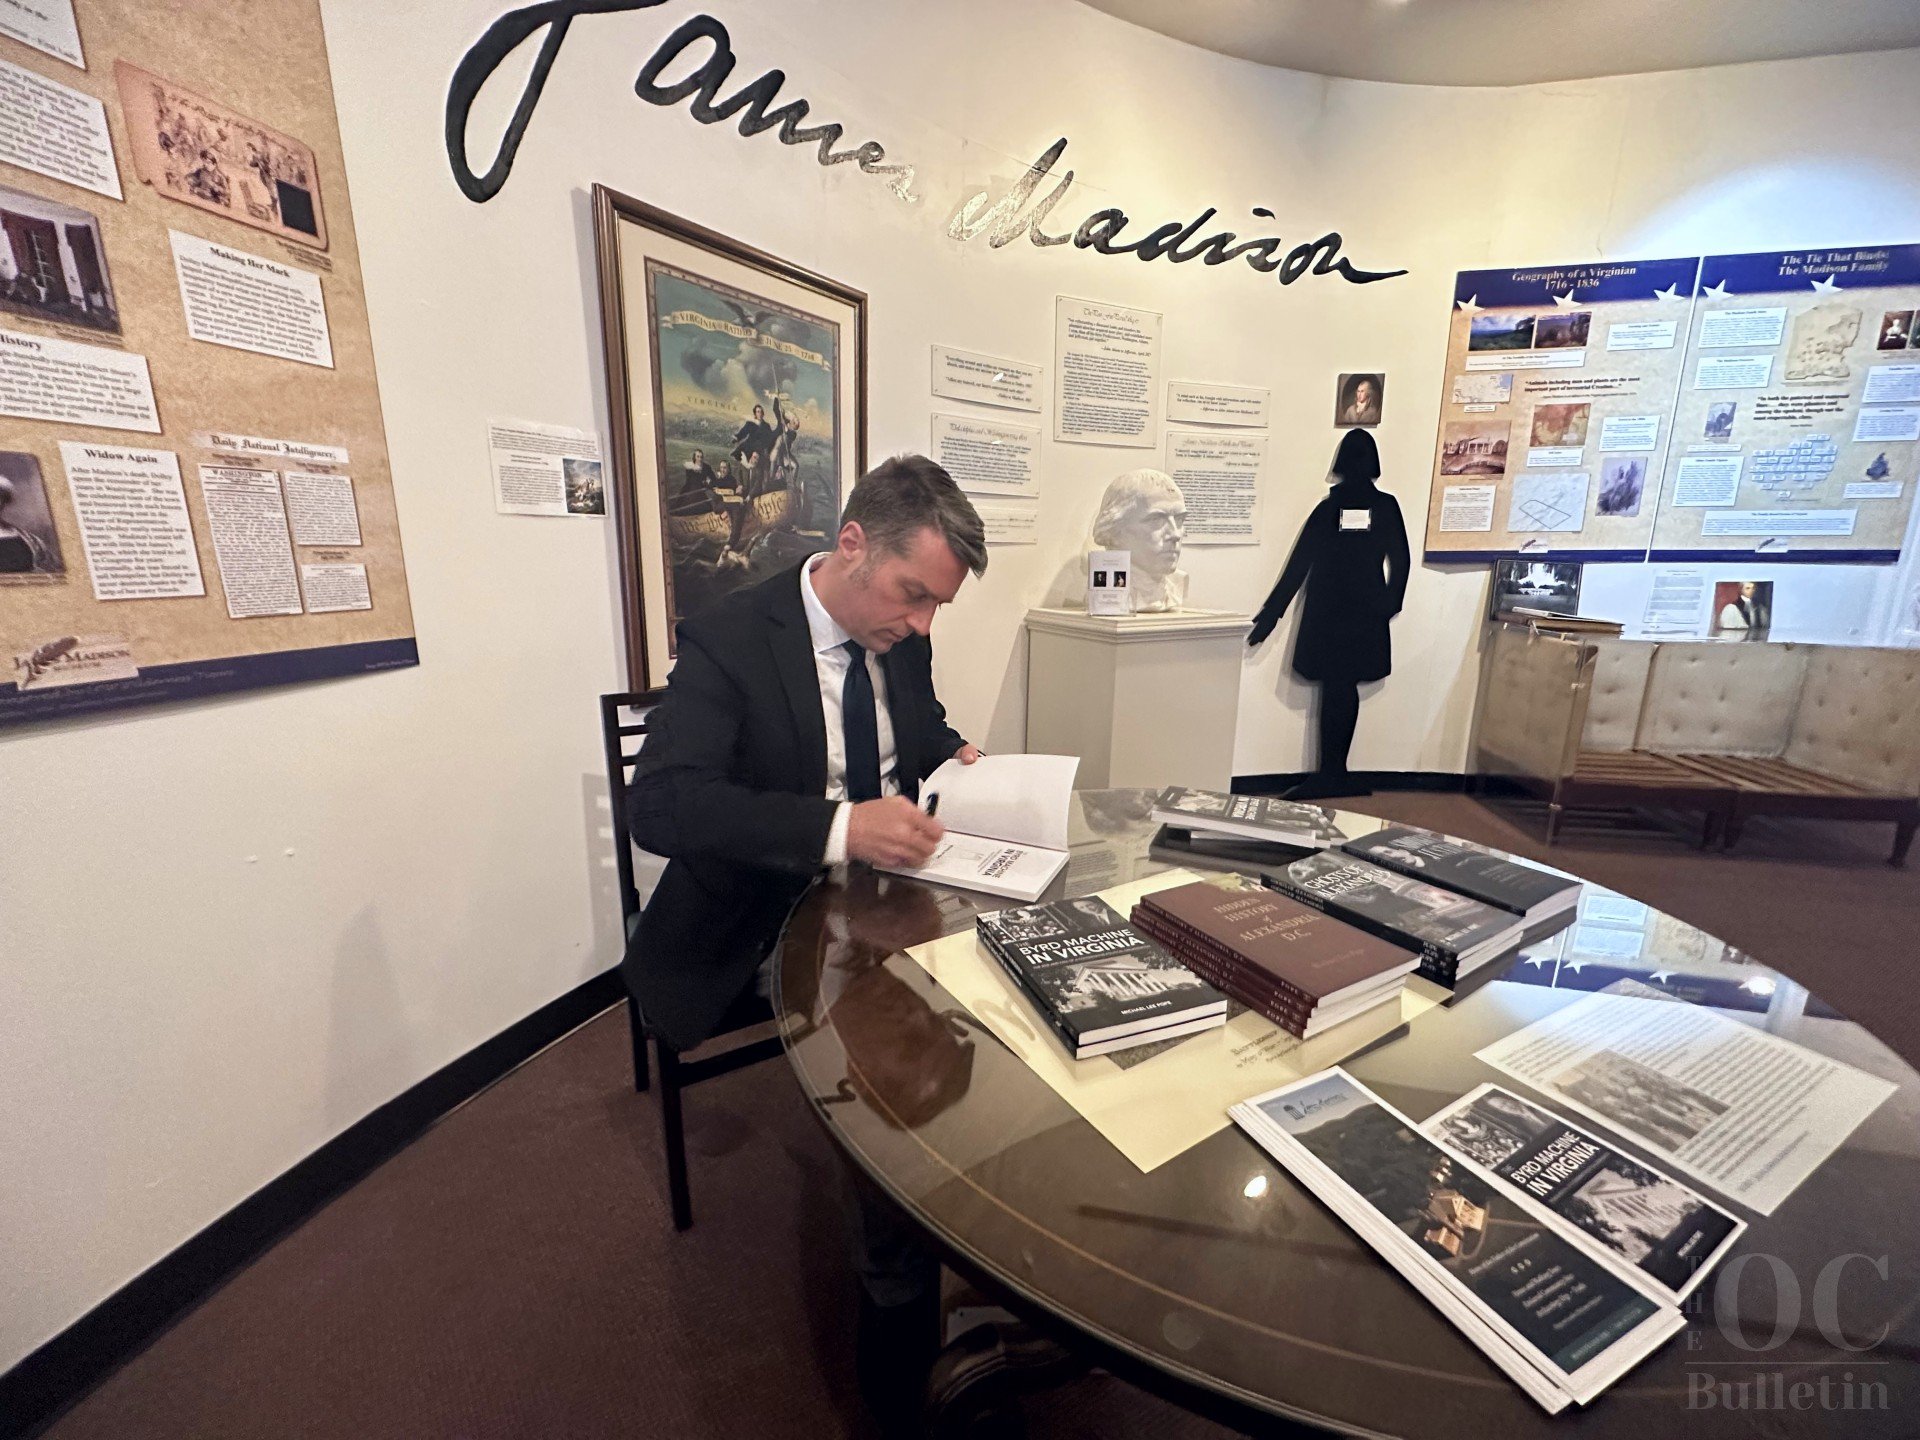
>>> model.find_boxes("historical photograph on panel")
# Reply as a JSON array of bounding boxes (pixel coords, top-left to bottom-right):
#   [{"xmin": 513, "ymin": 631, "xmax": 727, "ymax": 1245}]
[
  {"xmin": 1440, "ymin": 418, "xmax": 1510, "ymax": 476},
  {"xmin": 1596, "ymin": 456, "xmax": 1646, "ymax": 517},
  {"xmin": 1533, "ymin": 310, "xmax": 1592, "ymax": 349},
  {"xmin": 114, "ymin": 62, "xmax": 329, "ymax": 249},
  {"xmin": 1467, "ymin": 313, "xmax": 1535, "ymax": 352},
  {"xmin": 646, "ymin": 261, "xmax": 842, "ymax": 629},
  {"xmin": 1490, "ymin": 558, "xmax": 1582, "ymax": 618},
  {"xmin": 1335, "ymin": 372, "xmax": 1384, "ymax": 426},
  {"xmin": 0, "ymin": 451, "xmax": 66, "ymax": 581},
  {"xmin": 0, "ymin": 185, "xmax": 120, "ymax": 334},
  {"xmin": 1529, "ymin": 403, "xmax": 1591, "ymax": 448}
]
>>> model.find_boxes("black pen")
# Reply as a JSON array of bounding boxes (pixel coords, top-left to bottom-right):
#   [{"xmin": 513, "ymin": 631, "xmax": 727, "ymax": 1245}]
[{"xmin": 924, "ymin": 793, "xmax": 940, "ymax": 817}]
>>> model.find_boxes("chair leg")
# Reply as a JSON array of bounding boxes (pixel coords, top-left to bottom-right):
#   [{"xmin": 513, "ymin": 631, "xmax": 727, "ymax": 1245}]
[
  {"xmin": 1891, "ymin": 818, "xmax": 1917, "ymax": 869},
  {"xmin": 625, "ymin": 994, "xmax": 650, "ymax": 1094},
  {"xmin": 1546, "ymin": 802, "xmax": 1563, "ymax": 846},
  {"xmin": 658, "ymin": 1044, "xmax": 693, "ymax": 1231}
]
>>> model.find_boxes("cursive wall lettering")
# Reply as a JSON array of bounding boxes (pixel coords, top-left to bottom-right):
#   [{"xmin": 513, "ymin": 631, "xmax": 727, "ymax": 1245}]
[{"xmin": 445, "ymin": 2, "xmax": 1406, "ymax": 288}]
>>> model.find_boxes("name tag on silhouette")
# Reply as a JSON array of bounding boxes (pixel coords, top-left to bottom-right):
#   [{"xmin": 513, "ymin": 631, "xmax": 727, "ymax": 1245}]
[{"xmin": 1339, "ymin": 509, "xmax": 1372, "ymax": 531}]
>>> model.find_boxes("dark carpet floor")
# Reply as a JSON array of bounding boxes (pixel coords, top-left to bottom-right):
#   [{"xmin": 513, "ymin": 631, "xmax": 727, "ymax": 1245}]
[{"xmin": 35, "ymin": 793, "xmax": 1920, "ymax": 1439}]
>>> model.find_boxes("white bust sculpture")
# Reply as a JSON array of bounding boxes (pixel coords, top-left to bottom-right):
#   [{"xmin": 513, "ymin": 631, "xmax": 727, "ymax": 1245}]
[{"xmin": 1090, "ymin": 468, "xmax": 1189, "ymax": 612}]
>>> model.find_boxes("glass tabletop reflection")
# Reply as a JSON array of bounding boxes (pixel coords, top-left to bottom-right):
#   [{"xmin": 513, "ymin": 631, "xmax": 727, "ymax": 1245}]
[{"xmin": 773, "ymin": 790, "xmax": 1920, "ymax": 1437}]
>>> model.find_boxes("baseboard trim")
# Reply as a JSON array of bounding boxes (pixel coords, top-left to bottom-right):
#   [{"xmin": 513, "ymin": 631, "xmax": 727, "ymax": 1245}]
[
  {"xmin": 1234, "ymin": 770, "xmax": 1521, "ymax": 795},
  {"xmin": 1, "ymin": 969, "xmax": 627, "ymax": 1440}
]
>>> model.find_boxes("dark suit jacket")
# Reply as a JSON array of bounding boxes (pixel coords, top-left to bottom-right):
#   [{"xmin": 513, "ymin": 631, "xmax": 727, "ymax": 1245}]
[{"xmin": 621, "ymin": 563, "xmax": 967, "ymax": 1050}]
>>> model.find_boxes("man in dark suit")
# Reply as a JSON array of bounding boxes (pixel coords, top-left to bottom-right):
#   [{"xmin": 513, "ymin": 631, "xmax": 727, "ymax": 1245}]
[{"xmin": 623, "ymin": 453, "xmax": 987, "ymax": 1428}]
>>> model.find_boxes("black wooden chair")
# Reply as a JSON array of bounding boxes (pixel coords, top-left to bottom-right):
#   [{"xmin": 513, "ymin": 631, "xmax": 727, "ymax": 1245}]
[{"xmin": 600, "ymin": 690, "xmax": 786, "ymax": 1231}]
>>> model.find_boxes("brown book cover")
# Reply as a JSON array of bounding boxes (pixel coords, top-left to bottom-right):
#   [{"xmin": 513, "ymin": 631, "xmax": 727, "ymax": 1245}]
[{"xmin": 1134, "ymin": 881, "xmax": 1414, "ymax": 1007}]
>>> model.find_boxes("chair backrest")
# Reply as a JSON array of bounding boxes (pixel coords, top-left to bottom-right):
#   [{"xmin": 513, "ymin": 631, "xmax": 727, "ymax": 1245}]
[
  {"xmin": 1579, "ymin": 639, "xmax": 1657, "ymax": 753},
  {"xmin": 600, "ymin": 690, "xmax": 664, "ymax": 928},
  {"xmin": 1784, "ymin": 645, "xmax": 1920, "ymax": 796},
  {"xmin": 1636, "ymin": 641, "xmax": 1808, "ymax": 757}
]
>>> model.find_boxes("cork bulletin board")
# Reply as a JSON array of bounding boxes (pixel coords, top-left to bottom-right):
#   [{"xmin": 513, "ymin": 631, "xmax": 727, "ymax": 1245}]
[{"xmin": 0, "ymin": 0, "xmax": 415, "ymax": 728}]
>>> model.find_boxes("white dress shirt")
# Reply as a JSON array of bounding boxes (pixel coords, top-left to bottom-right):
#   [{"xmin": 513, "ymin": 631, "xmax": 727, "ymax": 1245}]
[{"xmin": 801, "ymin": 556, "xmax": 900, "ymax": 864}]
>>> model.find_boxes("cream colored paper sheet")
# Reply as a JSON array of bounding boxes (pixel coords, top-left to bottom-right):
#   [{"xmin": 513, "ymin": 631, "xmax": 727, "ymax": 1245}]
[{"xmin": 906, "ymin": 868, "xmax": 1442, "ymax": 1172}]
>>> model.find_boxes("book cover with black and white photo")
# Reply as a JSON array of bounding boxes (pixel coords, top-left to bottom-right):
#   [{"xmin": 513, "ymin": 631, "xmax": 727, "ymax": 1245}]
[
  {"xmin": 1342, "ymin": 826, "xmax": 1581, "ymax": 920},
  {"xmin": 1422, "ymin": 1084, "xmax": 1745, "ymax": 1304},
  {"xmin": 1265, "ymin": 851, "xmax": 1524, "ymax": 985},
  {"xmin": 976, "ymin": 896, "xmax": 1226, "ymax": 1054},
  {"xmin": 1150, "ymin": 786, "xmax": 1346, "ymax": 848}
]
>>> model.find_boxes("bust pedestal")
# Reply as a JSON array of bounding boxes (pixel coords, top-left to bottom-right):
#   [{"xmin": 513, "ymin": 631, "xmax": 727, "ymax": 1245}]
[{"xmin": 1024, "ymin": 607, "xmax": 1248, "ymax": 791}]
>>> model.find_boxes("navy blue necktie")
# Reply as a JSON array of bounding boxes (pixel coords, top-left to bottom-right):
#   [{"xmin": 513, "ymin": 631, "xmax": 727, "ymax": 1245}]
[{"xmin": 840, "ymin": 639, "xmax": 882, "ymax": 802}]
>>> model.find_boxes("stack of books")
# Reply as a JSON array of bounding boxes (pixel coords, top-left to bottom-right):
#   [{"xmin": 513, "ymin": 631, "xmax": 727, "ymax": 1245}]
[
  {"xmin": 1340, "ymin": 825, "xmax": 1582, "ymax": 926},
  {"xmin": 1263, "ymin": 851, "xmax": 1533, "ymax": 989},
  {"xmin": 975, "ymin": 896, "xmax": 1227, "ymax": 1060},
  {"xmin": 1148, "ymin": 786, "xmax": 1345, "ymax": 851},
  {"xmin": 1129, "ymin": 881, "xmax": 1416, "ymax": 1039}
]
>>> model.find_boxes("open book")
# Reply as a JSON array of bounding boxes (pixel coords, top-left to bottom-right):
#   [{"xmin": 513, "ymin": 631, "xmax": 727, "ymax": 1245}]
[{"xmin": 877, "ymin": 753, "xmax": 1079, "ymax": 901}]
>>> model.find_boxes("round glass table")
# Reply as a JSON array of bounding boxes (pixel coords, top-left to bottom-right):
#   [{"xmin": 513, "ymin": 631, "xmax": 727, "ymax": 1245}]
[{"xmin": 773, "ymin": 790, "xmax": 1920, "ymax": 1436}]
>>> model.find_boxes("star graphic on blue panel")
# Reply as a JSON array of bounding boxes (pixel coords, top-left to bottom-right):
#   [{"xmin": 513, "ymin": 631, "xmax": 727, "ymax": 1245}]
[
  {"xmin": 1811, "ymin": 274, "xmax": 1841, "ymax": 294},
  {"xmin": 1523, "ymin": 954, "xmax": 1552, "ymax": 969},
  {"xmin": 1550, "ymin": 289, "xmax": 1580, "ymax": 308},
  {"xmin": 1456, "ymin": 294, "xmax": 1482, "ymax": 312},
  {"xmin": 1650, "ymin": 970, "xmax": 1674, "ymax": 985},
  {"xmin": 1703, "ymin": 280, "xmax": 1732, "ymax": 300},
  {"xmin": 1563, "ymin": 958, "xmax": 1588, "ymax": 974},
  {"xmin": 1653, "ymin": 283, "xmax": 1683, "ymax": 303}
]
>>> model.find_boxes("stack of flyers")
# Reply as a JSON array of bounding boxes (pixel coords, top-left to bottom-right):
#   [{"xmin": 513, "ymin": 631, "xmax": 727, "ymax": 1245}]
[
  {"xmin": 1231, "ymin": 1068, "xmax": 1687, "ymax": 1412},
  {"xmin": 1421, "ymin": 1084, "xmax": 1746, "ymax": 1306}
]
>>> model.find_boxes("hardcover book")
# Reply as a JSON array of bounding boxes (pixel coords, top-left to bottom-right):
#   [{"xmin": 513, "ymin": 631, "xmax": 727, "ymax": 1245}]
[
  {"xmin": 1341, "ymin": 826, "xmax": 1580, "ymax": 921},
  {"xmin": 1137, "ymin": 917, "xmax": 1406, "ymax": 1039},
  {"xmin": 1149, "ymin": 786, "xmax": 1346, "ymax": 849},
  {"xmin": 976, "ymin": 896, "xmax": 1226, "ymax": 1058},
  {"xmin": 1132, "ymin": 881, "xmax": 1414, "ymax": 1010},
  {"xmin": 1265, "ymin": 851, "xmax": 1525, "ymax": 986}
]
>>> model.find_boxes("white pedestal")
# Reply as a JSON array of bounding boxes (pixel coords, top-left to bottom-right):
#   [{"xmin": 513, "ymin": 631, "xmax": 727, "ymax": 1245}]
[{"xmin": 1025, "ymin": 607, "xmax": 1249, "ymax": 791}]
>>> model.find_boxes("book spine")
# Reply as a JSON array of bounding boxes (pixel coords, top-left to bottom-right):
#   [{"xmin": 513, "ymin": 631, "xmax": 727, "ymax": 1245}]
[
  {"xmin": 1132, "ymin": 920, "xmax": 1319, "ymax": 1035},
  {"xmin": 1131, "ymin": 904, "xmax": 1323, "ymax": 1011}
]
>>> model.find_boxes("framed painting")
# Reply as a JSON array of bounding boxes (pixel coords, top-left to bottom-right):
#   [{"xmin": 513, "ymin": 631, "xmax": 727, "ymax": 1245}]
[{"xmin": 592, "ymin": 184, "xmax": 868, "ymax": 691}]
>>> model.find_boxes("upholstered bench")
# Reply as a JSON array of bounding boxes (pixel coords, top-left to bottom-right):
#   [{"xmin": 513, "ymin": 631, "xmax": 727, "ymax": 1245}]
[{"xmin": 1473, "ymin": 625, "xmax": 1920, "ymax": 863}]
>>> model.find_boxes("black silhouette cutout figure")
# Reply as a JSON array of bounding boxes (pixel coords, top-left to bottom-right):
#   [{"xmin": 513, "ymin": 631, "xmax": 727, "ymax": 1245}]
[{"xmin": 1248, "ymin": 429, "xmax": 1409, "ymax": 801}]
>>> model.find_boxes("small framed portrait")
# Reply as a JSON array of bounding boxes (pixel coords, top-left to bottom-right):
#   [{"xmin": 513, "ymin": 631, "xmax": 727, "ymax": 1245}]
[
  {"xmin": 593, "ymin": 185, "xmax": 867, "ymax": 691},
  {"xmin": 1336, "ymin": 372, "xmax": 1384, "ymax": 427}
]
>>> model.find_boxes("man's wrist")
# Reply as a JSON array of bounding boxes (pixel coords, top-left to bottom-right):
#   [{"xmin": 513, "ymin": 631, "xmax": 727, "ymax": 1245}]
[{"xmin": 823, "ymin": 800, "xmax": 852, "ymax": 866}]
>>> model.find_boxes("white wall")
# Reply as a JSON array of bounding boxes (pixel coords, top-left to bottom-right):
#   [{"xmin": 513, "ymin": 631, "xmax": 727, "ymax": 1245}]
[{"xmin": 5, "ymin": 0, "xmax": 1920, "ymax": 1373}]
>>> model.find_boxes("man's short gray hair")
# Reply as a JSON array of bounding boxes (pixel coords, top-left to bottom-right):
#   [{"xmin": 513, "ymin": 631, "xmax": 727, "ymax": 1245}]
[
  {"xmin": 841, "ymin": 454, "xmax": 988, "ymax": 578},
  {"xmin": 1091, "ymin": 469, "xmax": 1183, "ymax": 548}
]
